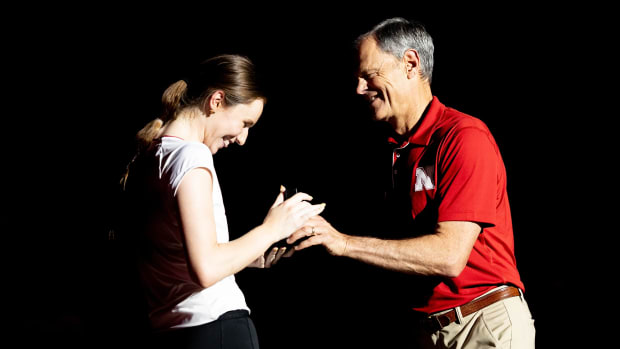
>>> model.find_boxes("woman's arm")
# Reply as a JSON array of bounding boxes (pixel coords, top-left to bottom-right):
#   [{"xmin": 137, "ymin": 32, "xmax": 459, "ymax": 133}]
[{"xmin": 177, "ymin": 168, "xmax": 324, "ymax": 288}]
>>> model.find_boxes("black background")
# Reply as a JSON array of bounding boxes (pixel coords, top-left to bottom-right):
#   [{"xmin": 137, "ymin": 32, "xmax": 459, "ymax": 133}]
[{"xmin": 8, "ymin": 3, "xmax": 608, "ymax": 348}]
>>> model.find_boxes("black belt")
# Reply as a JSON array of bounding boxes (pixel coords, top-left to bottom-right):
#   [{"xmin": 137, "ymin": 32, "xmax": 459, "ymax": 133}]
[{"xmin": 421, "ymin": 286, "xmax": 521, "ymax": 332}]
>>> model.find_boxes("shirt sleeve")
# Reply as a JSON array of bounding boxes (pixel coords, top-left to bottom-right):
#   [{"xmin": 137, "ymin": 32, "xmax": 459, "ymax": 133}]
[
  {"xmin": 435, "ymin": 126, "xmax": 498, "ymax": 227},
  {"xmin": 169, "ymin": 143, "xmax": 215, "ymax": 196}
]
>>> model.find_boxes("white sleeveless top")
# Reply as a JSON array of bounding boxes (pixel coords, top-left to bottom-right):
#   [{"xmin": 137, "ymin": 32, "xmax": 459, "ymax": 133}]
[{"xmin": 140, "ymin": 136, "xmax": 248, "ymax": 331}]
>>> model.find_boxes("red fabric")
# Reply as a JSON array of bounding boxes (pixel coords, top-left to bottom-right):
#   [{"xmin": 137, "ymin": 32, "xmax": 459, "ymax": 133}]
[{"xmin": 403, "ymin": 97, "xmax": 523, "ymax": 314}]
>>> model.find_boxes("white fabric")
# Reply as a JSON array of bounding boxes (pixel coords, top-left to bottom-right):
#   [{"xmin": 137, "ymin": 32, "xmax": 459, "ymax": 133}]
[{"xmin": 148, "ymin": 137, "xmax": 248, "ymax": 331}]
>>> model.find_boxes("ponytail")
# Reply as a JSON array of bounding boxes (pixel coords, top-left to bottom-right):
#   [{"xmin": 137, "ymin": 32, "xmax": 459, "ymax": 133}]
[
  {"xmin": 122, "ymin": 80, "xmax": 188, "ymax": 189},
  {"xmin": 135, "ymin": 118, "xmax": 164, "ymax": 151},
  {"xmin": 160, "ymin": 80, "xmax": 188, "ymax": 123},
  {"xmin": 135, "ymin": 80, "xmax": 188, "ymax": 149}
]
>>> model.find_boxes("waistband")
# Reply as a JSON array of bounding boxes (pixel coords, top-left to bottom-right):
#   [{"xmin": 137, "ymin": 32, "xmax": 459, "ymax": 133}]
[
  {"xmin": 421, "ymin": 286, "xmax": 521, "ymax": 332},
  {"xmin": 218, "ymin": 309, "xmax": 250, "ymax": 320}
]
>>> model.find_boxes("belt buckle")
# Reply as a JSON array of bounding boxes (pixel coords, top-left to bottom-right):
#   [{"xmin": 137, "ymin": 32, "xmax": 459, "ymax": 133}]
[{"xmin": 424, "ymin": 313, "xmax": 452, "ymax": 332}]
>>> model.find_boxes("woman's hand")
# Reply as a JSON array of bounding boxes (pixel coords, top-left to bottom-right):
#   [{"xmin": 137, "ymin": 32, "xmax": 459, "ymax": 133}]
[
  {"xmin": 247, "ymin": 246, "xmax": 293, "ymax": 268},
  {"xmin": 262, "ymin": 186, "xmax": 326, "ymax": 242}
]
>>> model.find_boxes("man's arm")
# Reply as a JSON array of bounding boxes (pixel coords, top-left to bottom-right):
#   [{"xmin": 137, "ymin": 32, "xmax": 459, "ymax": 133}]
[{"xmin": 289, "ymin": 217, "xmax": 480, "ymax": 278}]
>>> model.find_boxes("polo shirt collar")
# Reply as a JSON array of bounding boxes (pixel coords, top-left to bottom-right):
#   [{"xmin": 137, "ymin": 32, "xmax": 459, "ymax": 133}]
[{"xmin": 387, "ymin": 96, "xmax": 444, "ymax": 147}]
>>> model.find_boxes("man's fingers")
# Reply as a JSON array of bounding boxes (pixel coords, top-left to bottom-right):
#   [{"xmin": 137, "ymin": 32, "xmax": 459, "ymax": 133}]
[
  {"xmin": 294, "ymin": 235, "xmax": 322, "ymax": 251},
  {"xmin": 287, "ymin": 226, "xmax": 313, "ymax": 244}
]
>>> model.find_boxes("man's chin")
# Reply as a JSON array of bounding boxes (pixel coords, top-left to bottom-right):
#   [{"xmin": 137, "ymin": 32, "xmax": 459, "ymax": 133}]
[
  {"xmin": 370, "ymin": 111, "xmax": 385, "ymax": 121},
  {"xmin": 371, "ymin": 111, "xmax": 391, "ymax": 123}
]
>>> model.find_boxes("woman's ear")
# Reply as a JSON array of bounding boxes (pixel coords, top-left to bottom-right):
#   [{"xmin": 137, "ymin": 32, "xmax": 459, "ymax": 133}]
[{"xmin": 208, "ymin": 90, "xmax": 225, "ymax": 114}]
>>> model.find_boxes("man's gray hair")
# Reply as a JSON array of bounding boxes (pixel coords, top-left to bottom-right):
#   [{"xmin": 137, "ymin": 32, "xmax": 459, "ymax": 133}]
[{"xmin": 356, "ymin": 18, "xmax": 435, "ymax": 83}]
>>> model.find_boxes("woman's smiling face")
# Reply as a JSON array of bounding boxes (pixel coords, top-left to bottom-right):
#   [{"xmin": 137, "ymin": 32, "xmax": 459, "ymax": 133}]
[{"xmin": 206, "ymin": 98, "xmax": 264, "ymax": 154}]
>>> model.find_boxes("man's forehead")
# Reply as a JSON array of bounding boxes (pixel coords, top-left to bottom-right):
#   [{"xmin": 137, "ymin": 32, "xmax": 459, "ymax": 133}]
[
  {"xmin": 358, "ymin": 38, "xmax": 396, "ymax": 71},
  {"xmin": 358, "ymin": 38, "xmax": 378, "ymax": 60}
]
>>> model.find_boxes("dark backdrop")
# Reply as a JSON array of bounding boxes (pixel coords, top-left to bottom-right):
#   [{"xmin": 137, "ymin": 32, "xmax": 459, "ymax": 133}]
[{"xmin": 10, "ymin": 3, "xmax": 605, "ymax": 348}]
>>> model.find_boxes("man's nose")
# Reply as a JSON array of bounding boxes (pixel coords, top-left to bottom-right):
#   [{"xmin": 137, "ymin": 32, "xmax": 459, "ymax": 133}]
[{"xmin": 356, "ymin": 77, "xmax": 367, "ymax": 95}]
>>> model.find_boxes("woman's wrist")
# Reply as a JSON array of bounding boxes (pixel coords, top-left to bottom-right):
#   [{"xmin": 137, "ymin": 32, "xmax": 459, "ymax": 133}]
[{"xmin": 258, "ymin": 221, "xmax": 283, "ymax": 244}]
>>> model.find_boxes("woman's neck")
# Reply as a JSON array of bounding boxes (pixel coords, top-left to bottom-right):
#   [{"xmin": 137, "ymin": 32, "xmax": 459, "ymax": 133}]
[{"xmin": 158, "ymin": 108, "xmax": 206, "ymax": 143}]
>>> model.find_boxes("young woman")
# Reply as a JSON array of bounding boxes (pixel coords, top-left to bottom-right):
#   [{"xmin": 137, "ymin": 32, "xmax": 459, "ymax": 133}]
[{"xmin": 122, "ymin": 55, "xmax": 324, "ymax": 348}]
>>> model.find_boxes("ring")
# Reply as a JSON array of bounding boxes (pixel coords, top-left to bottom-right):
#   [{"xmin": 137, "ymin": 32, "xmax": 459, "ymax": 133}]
[{"xmin": 311, "ymin": 226, "xmax": 315, "ymax": 235}]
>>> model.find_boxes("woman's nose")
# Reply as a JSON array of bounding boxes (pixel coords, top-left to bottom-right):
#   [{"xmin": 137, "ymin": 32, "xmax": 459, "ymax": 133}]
[{"xmin": 235, "ymin": 128, "xmax": 249, "ymax": 146}]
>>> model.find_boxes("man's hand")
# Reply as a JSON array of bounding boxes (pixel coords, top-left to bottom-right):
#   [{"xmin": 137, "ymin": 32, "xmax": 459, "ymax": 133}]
[{"xmin": 287, "ymin": 216, "xmax": 349, "ymax": 256}]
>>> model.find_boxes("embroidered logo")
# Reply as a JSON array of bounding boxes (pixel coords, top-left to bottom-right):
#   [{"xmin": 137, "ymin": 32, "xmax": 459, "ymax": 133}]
[{"xmin": 414, "ymin": 165, "xmax": 435, "ymax": 192}]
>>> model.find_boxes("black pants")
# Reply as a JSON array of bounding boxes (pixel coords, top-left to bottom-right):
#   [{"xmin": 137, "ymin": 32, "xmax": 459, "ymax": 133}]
[{"xmin": 152, "ymin": 310, "xmax": 259, "ymax": 349}]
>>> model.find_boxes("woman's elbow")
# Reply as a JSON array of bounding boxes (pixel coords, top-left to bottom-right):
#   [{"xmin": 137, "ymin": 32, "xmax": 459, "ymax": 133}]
[
  {"xmin": 198, "ymin": 278, "xmax": 217, "ymax": 289},
  {"xmin": 195, "ymin": 270, "xmax": 222, "ymax": 289}
]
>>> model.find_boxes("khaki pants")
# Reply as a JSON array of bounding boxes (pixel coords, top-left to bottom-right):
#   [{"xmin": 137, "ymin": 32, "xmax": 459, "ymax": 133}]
[{"xmin": 417, "ymin": 290, "xmax": 536, "ymax": 349}]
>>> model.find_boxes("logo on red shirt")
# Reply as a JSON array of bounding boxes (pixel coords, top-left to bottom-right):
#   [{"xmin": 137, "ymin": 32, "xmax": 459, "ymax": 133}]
[{"xmin": 414, "ymin": 165, "xmax": 435, "ymax": 192}]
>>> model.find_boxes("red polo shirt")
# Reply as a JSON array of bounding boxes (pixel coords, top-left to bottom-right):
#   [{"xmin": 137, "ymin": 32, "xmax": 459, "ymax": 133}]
[{"xmin": 394, "ymin": 96, "xmax": 524, "ymax": 314}]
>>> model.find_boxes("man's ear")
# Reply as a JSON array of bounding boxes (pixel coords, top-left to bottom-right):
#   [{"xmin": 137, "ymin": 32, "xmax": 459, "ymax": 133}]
[
  {"xmin": 403, "ymin": 49, "xmax": 421, "ymax": 79},
  {"xmin": 208, "ymin": 90, "xmax": 225, "ymax": 113}
]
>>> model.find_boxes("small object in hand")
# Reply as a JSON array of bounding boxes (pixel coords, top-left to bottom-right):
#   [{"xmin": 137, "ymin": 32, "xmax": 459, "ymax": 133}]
[
  {"xmin": 272, "ymin": 187, "xmax": 310, "ymax": 248},
  {"xmin": 283, "ymin": 187, "xmax": 298, "ymax": 200}
]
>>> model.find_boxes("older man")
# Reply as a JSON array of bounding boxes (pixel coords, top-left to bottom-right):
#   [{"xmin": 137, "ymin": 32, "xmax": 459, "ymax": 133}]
[{"xmin": 290, "ymin": 18, "xmax": 535, "ymax": 348}]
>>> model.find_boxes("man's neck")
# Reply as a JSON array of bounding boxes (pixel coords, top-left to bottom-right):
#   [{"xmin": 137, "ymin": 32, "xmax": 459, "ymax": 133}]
[{"xmin": 394, "ymin": 88, "xmax": 433, "ymax": 137}]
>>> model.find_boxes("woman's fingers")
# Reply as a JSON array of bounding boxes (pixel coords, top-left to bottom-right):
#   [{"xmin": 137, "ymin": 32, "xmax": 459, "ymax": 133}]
[
  {"xmin": 282, "ymin": 247, "xmax": 295, "ymax": 258},
  {"xmin": 263, "ymin": 246, "xmax": 289, "ymax": 268},
  {"xmin": 284, "ymin": 191, "xmax": 314, "ymax": 205},
  {"xmin": 265, "ymin": 187, "xmax": 327, "ymax": 242},
  {"xmin": 270, "ymin": 185, "xmax": 287, "ymax": 208},
  {"xmin": 281, "ymin": 204, "xmax": 325, "ymax": 238},
  {"xmin": 273, "ymin": 247, "xmax": 288, "ymax": 264},
  {"xmin": 285, "ymin": 198, "xmax": 325, "ymax": 218},
  {"xmin": 264, "ymin": 247, "xmax": 278, "ymax": 268},
  {"xmin": 300, "ymin": 203, "xmax": 326, "ymax": 220}
]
